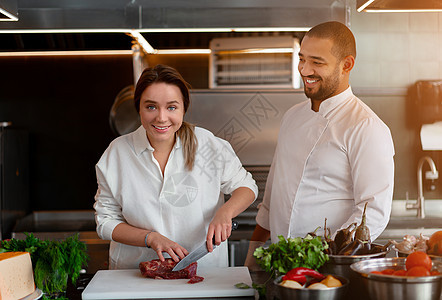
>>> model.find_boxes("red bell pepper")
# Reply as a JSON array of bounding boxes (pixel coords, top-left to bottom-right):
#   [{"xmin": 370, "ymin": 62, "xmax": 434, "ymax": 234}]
[
  {"xmin": 285, "ymin": 267, "xmax": 325, "ymax": 280},
  {"xmin": 282, "ymin": 274, "xmax": 307, "ymax": 285}
]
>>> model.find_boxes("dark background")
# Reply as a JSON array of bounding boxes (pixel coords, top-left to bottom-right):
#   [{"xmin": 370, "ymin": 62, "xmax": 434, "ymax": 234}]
[{"xmin": 0, "ymin": 55, "xmax": 133, "ymax": 210}]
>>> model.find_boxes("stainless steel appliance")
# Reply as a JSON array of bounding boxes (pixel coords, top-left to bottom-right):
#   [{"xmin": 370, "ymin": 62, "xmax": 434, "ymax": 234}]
[{"xmin": 209, "ymin": 36, "xmax": 302, "ymax": 89}]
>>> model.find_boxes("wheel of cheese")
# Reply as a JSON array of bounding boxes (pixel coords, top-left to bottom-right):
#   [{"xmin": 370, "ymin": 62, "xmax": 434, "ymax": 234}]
[{"xmin": 0, "ymin": 252, "xmax": 35, "ymax": 300}]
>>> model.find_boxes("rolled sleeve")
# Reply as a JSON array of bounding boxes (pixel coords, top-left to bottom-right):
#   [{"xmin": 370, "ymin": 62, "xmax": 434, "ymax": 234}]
[
  {"xmin": 94, "ymin": 165, "xmax": 125, "ymax": 241},
  {"xmin": 219, "ymin": 140, "xmax": 258, "ymax": 199}
]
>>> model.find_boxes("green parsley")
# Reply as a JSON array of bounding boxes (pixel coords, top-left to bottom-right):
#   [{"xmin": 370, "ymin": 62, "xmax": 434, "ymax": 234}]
[{"xmin": 253, "ymin": 234, "xmax": 329, "ymax": 277}]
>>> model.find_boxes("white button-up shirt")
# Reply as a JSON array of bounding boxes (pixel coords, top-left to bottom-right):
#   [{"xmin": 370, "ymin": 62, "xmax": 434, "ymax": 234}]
[
  {"xmin": 256, "ymin": 87, "xmax": 395, "ymax": 243},
  {"xmin": 94, "ymin": 126, "xmax": 258, "ymax": 269}
]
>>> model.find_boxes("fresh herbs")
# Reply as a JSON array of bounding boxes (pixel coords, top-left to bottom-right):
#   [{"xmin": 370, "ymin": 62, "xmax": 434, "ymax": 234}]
[
  {"xmin": 0, "ymin": 233, "xmax": 88, "ymax": 299},
  {"xmin": 253, "ymin": 235, "xmax": 329, "ymax": 277},
  {"xmin": 234, "ymin": 282, "xmax": 251, "ymax": 289}
]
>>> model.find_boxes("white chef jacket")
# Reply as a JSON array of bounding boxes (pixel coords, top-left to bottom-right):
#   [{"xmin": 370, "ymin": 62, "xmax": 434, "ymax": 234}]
[
  {"xmin": 94, "ymin": 126, "xmax": 258, "ymax": 269},
  {"xmin": 256, "ymin": 87, "xmax": 395, "ymax": 243}
]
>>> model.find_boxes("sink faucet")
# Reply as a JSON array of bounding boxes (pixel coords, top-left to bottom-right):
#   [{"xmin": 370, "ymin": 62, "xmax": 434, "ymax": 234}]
[{"xmin": 406, "ymin": 156, "xmax": 439, "ymax": 218}]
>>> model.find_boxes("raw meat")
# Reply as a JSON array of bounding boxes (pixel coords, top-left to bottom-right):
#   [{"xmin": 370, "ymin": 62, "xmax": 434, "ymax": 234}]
[
  {"xmin": 187, "ymin": 276, "xmax": 204, "ymax": 284},
  {"xmin": 139, "ymin": 258, "xmax": 200, "ymax": 280}
]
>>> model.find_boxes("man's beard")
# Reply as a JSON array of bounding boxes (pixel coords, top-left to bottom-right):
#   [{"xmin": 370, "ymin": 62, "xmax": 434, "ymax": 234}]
[{"xmin": 303, "ymin": 67, "xmax": 341, "ymax": 102}]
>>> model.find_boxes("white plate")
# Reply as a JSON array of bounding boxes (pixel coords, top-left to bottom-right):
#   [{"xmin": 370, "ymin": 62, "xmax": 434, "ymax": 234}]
[{"xmin": 20, "ymin": 288, "xmax": 43, "ymax": 300}]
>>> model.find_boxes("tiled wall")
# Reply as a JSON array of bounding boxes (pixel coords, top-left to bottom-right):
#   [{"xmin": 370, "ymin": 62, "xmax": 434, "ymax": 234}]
[
  {"xmin": 348, "ymin": 2, "xmax": 442, "ymax": 201},
  {"xmin": 350, "ymin": 4, "xmax": 442, "ymax": 87}
]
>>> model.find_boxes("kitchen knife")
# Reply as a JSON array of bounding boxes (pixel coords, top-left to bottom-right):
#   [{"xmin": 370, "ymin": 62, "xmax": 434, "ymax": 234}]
[{"xmin": 172, "ymin": 220, "xmax": 238, "ymax": 271}]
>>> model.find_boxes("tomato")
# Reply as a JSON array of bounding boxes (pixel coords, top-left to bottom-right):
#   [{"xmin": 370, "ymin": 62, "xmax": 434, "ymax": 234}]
[
  {"xmin": 405, "ymin": 251, "xmax": 432, "ymax": 271},
  {"xmin": 427, "ymin": 230, "xmax": 442, "ymax": 256},
  {"xmin": 370, "ymin": 271, "xmax": 382, "ymax": 274},
  {"xmin": 381, "ymin": 268, "xmax": 395, "ymax": 275},
  {"xmin": 430, "ymin": 270, "xmax": 441, "ymax": 276},
  {"xmin": 406, "ymin": 266, "xmax": 430, "ymax": 277},
  {"xmin": 392, "ymin": 269, "xmax": 407, "ymax": 276}
]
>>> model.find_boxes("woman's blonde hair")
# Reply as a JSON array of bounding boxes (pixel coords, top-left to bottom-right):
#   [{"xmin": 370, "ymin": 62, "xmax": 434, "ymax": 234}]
[{"xmin": 134, "ymin": 64, "xmax": 197, "ymax": 171}]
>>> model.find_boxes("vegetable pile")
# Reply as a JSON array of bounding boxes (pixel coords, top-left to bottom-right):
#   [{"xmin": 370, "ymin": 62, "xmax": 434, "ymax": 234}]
[
  {"xmin": 282, "ymin": 267, "xmax": 325, "ymax": 285},
  {"xmin": 370, "ymin": 251, "xmax": 441, "ymax": 277},
  {"xmin": 391, "ymin": 230, "xmax": 442, "ymax": 256},
  {"xmin": 390, "ymin": 233, "xmax": 428, "ymax": 254},
  {"xmin": 280, "ymin": 268, "xmax": 342, "ymax": 290},
  {"xmin": 0, "ymin": 233, "xmax": 88, "ymax": 299},
  {"xmin": 253, "ymin": 234, "xmax": 329, "ymax": 277},
  {"xmin": 324, "ymin": 202, "xmax": 388, "ymax": 255}
]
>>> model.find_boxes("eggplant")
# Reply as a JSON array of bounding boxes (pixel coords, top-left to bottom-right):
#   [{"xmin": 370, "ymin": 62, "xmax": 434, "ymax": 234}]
[
  {"xmin": 369, "ymin": 241, "xmax": 392, "ymax": 254},
  {"xmin": 334, "ymin": 222, "xmax": 357, "ymax": 253},
  {"xmin": 323, "ymin": 218, "xmax": 337, "ymax": 255},
  {"xmin": 307, "ymin": 226, "xmax": 322, "ymax": 237},
  {"xmin": 355, "ymin": 202, "xmax": 371, "ymax": 243},
  {"xmin": 338, "ymin": 239, "xmax": 371, "ymax": 255}
]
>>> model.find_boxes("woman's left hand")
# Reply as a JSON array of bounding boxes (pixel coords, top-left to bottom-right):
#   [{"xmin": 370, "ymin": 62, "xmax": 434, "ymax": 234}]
[{"xmin": 206, "ymin": 211, "xmax": 233, "ymax": 252}]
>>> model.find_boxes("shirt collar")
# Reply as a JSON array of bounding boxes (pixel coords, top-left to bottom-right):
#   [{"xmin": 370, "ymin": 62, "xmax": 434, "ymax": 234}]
[
  {"xmin": 132, "ymin": 125, "xmax": 182, "ymax": 156},
  {"xmin": 317, "ymin": 86, "xmax": 353, "ymax": 117}
]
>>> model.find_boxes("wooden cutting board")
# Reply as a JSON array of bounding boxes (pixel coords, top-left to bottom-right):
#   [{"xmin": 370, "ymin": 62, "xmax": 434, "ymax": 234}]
[{"xmin": 81, "ymin": 267, "xmax": 254, "ymax": 299}]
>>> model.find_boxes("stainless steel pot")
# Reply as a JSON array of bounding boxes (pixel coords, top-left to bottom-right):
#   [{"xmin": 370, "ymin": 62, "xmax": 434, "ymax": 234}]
[
  {"xmin": 274, "ymin": 274, "xmax": 349, "ymax": 300},
  {"xmin": 319, "ymin": 245, "xmax": 389, "ymax": 300}
]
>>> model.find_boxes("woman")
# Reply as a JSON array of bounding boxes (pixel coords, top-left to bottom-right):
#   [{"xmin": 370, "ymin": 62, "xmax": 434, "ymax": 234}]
[{"xmin": 94, "ymin": 64, "xmax": 258, "ymax": 269}]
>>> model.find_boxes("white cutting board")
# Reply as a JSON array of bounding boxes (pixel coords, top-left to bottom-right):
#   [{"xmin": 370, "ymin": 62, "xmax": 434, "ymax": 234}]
[{"xmin": 82, "ymin": 267, "xmax": 254, "ymax": 299}]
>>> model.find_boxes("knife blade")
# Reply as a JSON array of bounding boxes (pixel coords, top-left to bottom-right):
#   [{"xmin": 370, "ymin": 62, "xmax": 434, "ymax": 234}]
[{"xmin": 172, "ymin": 220, "xmax": 238, "ymax": 271}]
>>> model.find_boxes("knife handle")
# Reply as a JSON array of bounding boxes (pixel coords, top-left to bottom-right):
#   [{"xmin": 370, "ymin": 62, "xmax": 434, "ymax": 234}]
[{"xmin": 232, "ymin": 220, "xmax": 238, "ymax": 231}]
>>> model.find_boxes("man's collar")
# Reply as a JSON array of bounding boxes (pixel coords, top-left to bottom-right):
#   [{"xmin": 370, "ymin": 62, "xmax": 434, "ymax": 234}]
[{"xmin": 317, "ymin": 86, "xmax": 353, "ymax": 116}]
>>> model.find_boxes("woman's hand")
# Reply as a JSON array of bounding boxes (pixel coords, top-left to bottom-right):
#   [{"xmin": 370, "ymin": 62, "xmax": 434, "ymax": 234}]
[
  {"xmin": 205, "ymin": 187, "xmax": 255, "ymax": 252},
  {"xmin": 206, "ymin": 211, "xmax": 233, "ymax": 252},
  {"xmin": 146, "ymin": 232, "xmax": 189, "ymax": 262}
]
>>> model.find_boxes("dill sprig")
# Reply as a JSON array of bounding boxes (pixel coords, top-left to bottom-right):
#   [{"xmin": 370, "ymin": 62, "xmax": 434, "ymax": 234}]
[{"xmin": 0, "ymin": 233, "xmax": 88, "ymax": 299}]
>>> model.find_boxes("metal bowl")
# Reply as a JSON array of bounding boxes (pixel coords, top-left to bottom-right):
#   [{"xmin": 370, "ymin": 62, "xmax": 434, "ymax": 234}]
[
  {"xmin": 350, "ymin": 257, "xmax": 442, "ymax": 300},
  {"xmin": 273, "ymin": 274, "xmax": 349, "ymax": 300},
  {"xmin": 319, "ymin": 244, "xmax": 389, "ymax": 300}
]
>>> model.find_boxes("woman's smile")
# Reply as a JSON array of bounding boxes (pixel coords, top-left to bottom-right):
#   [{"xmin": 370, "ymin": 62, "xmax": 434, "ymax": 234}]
[{"xmin": 153, "ymin": 124, "xmax": 171, "ymax": 131}]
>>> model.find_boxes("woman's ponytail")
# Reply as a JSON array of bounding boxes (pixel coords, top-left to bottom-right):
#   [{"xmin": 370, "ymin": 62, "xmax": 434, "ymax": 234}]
[{"xmin": 177, "ymin": 121, "xmax": 197, "ymax": 171}]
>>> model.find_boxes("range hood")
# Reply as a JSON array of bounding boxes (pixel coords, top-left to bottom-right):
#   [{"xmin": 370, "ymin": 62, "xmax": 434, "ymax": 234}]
[
  {"xmin": 357, "ymin": 0, "xmax": 442, "ymax": 12},
  {"xmin": 0, "ymin": 0, "xmax": 347, "ymax": 52},
  {"xmin": 0, "ymin": 0, "xmax": 346, "ymax": 31}
]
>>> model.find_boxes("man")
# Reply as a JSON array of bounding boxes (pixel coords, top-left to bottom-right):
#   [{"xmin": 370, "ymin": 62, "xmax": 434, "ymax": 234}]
[{"xmin": 245, "ymin": 21, "xmax": 395, "ymax": 268}]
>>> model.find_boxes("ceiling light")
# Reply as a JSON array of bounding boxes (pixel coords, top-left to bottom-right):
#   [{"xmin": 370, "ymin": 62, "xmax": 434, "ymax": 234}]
[
  {"xmin": 0, "ymin": 50, "xmax": 133, "ymax": 57},
  {"xmin": 357, "ymin": 0, "xmax": 376, "ymax": 12},
  {"xmin": 156, "ymin": 49, "xmax": 211, "ymax": 55},
  {"xmin": 216, "ymin": 48, "xmax": 294, "ymax": 55},
  {"xmin": 129, "ymin": 31, "xmax": 156, "ymax": 54},
  {"xmin": 0, "ymin": 29, "xmax": 131, "ymax": 33},
  {"xmin": 0, "ymin": 0, "xmax": 18, "ymax": 21},
  {"xmin": 364, "ymin": 8, "xmax": 442, "ymax": 12},
  {"xmin": 357, "ymin": 0, "xmax": 442, "ymax": 12},
  {"xmin": 0, "ymin": 8, "xmax": 18, "ymax": 21},
  {"xmin": 136, "ymin": 27, "xmax": 310, "ymax": 33},
  {"xmin": 233, "ymin": 27, "xmax": 310, "ymax": 32}
]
